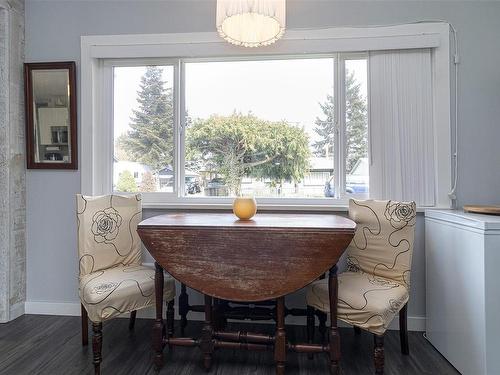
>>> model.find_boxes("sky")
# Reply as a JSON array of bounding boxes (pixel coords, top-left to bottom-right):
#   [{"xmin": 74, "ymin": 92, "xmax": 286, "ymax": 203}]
[{"xmin": 113, "ymin": 57, "xmax": 367, "ymax": 148}]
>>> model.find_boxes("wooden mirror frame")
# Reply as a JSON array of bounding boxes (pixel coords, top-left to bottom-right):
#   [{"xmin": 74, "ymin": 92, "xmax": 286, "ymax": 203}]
[{"xmin": 24, "ymin": 61, "xmax": 78, "ymax": 169}]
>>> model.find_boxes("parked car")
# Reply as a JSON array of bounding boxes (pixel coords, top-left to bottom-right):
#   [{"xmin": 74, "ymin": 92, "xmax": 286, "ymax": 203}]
[
  {"xmin": 206, "ymin": 177, "xmax": 229, "ymax": 196},
  {"xmin": 207, "ymin": 177, "xmax": 225, "ymax": 189},
  {"xmin": 186, "ymin": 179, "xmax": 201, "ymax": 194},
  {"xmin": 324, "ymin": 158, "xmax": 369, "ymax": 197}
]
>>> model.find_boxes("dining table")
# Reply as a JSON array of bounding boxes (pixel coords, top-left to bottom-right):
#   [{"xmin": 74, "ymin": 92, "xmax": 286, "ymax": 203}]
[{"xmin": 137, "ymin": 212, "xmax": 356, "ymax": 375}]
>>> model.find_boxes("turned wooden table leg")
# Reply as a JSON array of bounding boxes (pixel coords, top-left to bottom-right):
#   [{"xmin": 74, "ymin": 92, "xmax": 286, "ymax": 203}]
[
  {"xmin": 328, "ymin": 265, "xmax": 341, "ymax": 375},
  {"xmin": 201, "ymin": 294, "xmax": 214, "ymax": 371},
  {"xmin": 153, "ymin": 262, "xmax": 165, "ymax": 370},
  {"xmin": 274, "ymin": 296, "xmax": 286, "ymax": 375}
]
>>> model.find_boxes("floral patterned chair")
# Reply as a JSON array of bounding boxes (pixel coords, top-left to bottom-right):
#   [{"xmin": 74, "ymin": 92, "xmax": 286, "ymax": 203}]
[
  {"xmin": 76, "ymin": 194, "xmax": 176, "ymax": 374},
  {"xmin": 306, "ymin": 199, "xmax": 416, "ymax": 374}
]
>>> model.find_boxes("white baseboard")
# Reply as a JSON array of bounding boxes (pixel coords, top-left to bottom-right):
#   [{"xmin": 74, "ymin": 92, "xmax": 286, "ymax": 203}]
[
  {"xmin": 25, "ymin": 301, "xmax": 81, "ymax": 316},
  {"xmin": 23, "ymin": 301, "xmax": 426, "ymax": 331}
]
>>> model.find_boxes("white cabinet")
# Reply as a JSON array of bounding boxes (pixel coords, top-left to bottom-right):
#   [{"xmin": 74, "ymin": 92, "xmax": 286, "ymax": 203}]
[{"xmin": 425, "ymin": 210, "xmax": 500, "ymax": 375}]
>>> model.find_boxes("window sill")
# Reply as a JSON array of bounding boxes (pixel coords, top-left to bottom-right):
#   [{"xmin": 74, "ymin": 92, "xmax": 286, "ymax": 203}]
[
  {"xmin": 142, "ymin": 201, "xmax": 440, "ymax": 213},
  {"xmin": 142, "ymin": 201, "xmax": 349, "ymax": 212}
]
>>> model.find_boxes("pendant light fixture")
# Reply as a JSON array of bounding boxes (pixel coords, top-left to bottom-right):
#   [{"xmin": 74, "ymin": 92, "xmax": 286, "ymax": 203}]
[{"xmin": 216, "ymin": 0, "xmax": 286, "ymax": 48}]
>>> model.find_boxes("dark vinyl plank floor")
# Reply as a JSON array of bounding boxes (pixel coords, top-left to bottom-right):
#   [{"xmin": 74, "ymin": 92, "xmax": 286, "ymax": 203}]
[{"xmin": 0, "ymin": 315, "xmax": 459, "ymax": 375}]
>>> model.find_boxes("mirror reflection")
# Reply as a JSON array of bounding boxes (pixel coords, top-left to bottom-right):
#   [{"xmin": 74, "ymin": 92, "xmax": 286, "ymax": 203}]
[{"xmin": 31, "ymin": 69, "xmax": 72, "ymax": 163}]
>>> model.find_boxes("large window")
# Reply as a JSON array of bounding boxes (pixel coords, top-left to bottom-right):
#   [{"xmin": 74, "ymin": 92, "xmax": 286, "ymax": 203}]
[
  {"xmin": 112, "ymin": 55, "xmax": 368, "ymax": 201},
  {"xmin": 83, "ymin": 24, "xmax": 452, "ymax": 208}
]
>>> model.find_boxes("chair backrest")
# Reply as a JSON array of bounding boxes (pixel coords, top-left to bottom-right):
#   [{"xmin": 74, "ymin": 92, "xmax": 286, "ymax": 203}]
[
  {"xmin": 346, "ymin": 199, "xmax": 416, "ymax": 288},
  {"xmin": 76, "ymin": 194, "xmax": 142, "ymax": 277}
]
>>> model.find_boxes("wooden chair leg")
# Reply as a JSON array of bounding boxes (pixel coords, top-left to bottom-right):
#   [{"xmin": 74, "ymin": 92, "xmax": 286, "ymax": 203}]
[
  {"xmin": 179, "ymin": 283, "xmax": 188, "ymax": 335},
  {"xmin": 399, "ymin": 303, "xmax": 409, "ymax": 355},
  {"xmin": 213, "ymin": 298, "xmax": 227, "ymax": 331},
  {"xmin": 81, "ymin": 304, "xmax": 88, "ymax": 346},
  {"xmin": 354, "ymin": 326, "xmax": 361, "ymax": 335},
  {"xmin": 317, "ymin": 311, "xmax": 327, "ymax": 343},
  {"xmin": 374, "ymin": 334, "xmax": 384, "ymax": 375},
  {"xmin": 306, "ymin": 306, "xmax": 315, "ymax": 360},
  {"xmin": 92, "ymin": 322, "xmax": 103, "ymax": 375},
  {"xmin": 129, "ymin": 310, "xmax": 137, "ymax": 330},
  {"xmin": 166, "ymin": 299, "xmax": 175, "ymax": 337},
  {"xmin": 219, "ymin": 300, "xmax": 229, "ymax": 329}
]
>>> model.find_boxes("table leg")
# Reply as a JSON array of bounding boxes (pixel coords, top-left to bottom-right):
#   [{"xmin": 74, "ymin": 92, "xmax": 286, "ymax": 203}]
[
  {"xmin": 274, "ymin": 296, "xmax": 286, "ymax": 375},
  {"xmin": 153, "ymin": 262, "xmax": 165, "ymax": 370},
  {"xmin": 329, "ymin": 265, "xmax": 340, "ymax": 375},
  {"xmin": 201, "ymin": 294, "xmax": 214, "ymax": 371}
]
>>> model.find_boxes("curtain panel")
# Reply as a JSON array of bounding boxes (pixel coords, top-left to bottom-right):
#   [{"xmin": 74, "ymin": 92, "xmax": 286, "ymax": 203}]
[{"xmin": 368, "ymin": 48, "xmax": 435, "ymax": 206}]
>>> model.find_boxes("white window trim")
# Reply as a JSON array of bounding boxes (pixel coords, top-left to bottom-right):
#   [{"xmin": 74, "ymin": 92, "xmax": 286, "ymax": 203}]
[{"xmin": 81, "ymin": 23, "xmax": 451, "ymax": 210}]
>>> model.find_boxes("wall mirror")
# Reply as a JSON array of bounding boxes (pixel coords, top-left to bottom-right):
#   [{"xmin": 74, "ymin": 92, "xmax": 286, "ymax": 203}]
[{"xmin": 24, "ymin": 61, "xmax": 77, "ymax": 169}]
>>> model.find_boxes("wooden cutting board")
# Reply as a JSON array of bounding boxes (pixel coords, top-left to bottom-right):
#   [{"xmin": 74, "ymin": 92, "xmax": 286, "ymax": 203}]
[{"xmin": 463, "ymin": 205, "xmax": 500, "ymax": 215}]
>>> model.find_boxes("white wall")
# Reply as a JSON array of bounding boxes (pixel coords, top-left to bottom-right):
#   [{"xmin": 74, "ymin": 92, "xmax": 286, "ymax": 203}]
[{"xmin": 25, "ymin": 1, "xmax": 500, "ymax": 325}]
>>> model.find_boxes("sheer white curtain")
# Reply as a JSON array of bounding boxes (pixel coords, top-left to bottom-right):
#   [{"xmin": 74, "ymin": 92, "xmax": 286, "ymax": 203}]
[{"xmin": 369, "ymin": 48, "xmax": 435, "ymax": 206}]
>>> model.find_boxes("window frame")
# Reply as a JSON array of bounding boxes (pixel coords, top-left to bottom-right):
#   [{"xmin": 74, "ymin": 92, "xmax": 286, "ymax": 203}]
[
  {"xmin": 81, "ymin": 23, "xmax": 452, "ymax": 210},
  {"xmin": 108, "ymin": 53, "xmax": 367, "ymax": 205}
]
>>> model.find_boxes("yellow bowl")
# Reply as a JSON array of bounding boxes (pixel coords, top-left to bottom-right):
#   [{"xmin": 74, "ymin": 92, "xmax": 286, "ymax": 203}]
[{"xmin": 232, "ymin": 197, "xmax": 257, "ymax": 220}]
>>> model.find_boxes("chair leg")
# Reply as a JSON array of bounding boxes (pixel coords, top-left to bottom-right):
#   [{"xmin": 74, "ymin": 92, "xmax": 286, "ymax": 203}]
[
  {"xmin": 399, "ymin": 303, "xmax": 409, "ymax": 355},
  {"xmin": 306, "ymin": 306, "xmax": 315, "ymax": 360},
  {"xmin": 179, "ymin": 283, "xmax": 188, "ymax": 335},
  {"xmin": 166, "ymin": 299, "xmax": 175, "ymax": 337},
  {"xmin": 317, "ymin": 311, "xmax": 327, "ymax": 343},
  {"xmin": 129, "ymin": 310, "xmax": 137, "ymax": 330},
  {"xmin": 374, "ymin": 334, "xmax": 384, "ymax": 375},
  {"xmin": 354, "ymin": 326, "xmax": 361, "ymax": 335},
  {"xmin": 81, "ymin": 304, "xmax": 88, "ymax": 346},
  {"xmin": 213, "ymin": 298, "xmax": 226, "ymax": 331},
  {"xmin": 92, "ymin": 322, "xmax": 103, "ymax": 375},
  {"xmin": 219, "ymin": 300, "xmax": 229, "ymax": 329}
]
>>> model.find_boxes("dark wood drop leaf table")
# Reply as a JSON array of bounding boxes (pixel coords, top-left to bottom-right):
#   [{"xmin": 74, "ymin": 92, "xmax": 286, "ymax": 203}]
[{"xmin": 137, "ymin": 212, "xmax": 356, "ymax": 375}]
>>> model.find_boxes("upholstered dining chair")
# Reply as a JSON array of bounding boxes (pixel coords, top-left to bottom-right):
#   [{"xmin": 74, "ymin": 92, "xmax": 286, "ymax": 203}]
[
  {"xmin": 76, "ymin": 194, "xmax": 176, "ymax": 374},
  {"xmin": 306, "ymin": 199, "xmax": 416, "ymax": 374}
]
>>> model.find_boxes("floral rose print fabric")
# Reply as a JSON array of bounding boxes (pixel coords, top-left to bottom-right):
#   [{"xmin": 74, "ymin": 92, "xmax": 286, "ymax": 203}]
[
  {"xmin": 76, "ymin": 195, "xmax": 176, "ymax": 323},
  {"xmin": 80, "ymin": 264, "xmax": 175, "ymax": 323},
  {"xmin": 91, "ymin": 207, "xmax": 123, "ymax": 243},
  {"xmin": 306, "ymin": 199, "xmax": 416, "ymax": 335},
  {"xmin": 384, "ymin": 201, "xmax": 416, "ymax": 229},
  {"xmin": 347, "ymin": 199, "xmax": 416, "ymax": 287},
  {"xmin": 76, "ymin": 194, "xmax": 142, "ymax": 276},
  {"xmin": 307, "ymin": 271, "xmax": 409, "ymax": 335}
]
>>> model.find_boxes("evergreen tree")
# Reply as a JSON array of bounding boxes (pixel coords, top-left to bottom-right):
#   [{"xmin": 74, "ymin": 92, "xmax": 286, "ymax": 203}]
[
  {"xmin": 119, "ymin": 66, "xmax": 174, "ymax": 172},
  {"xmin": 116, "ymin": 171, "xmax": 138, "ymax": 192},
  {"xmin": 313, "ymin": 93, "xmax": 335, "ymax": 158},
  {"xmin": 313, "ymin": 70, "xmax": 368, "ymax": 173}
]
